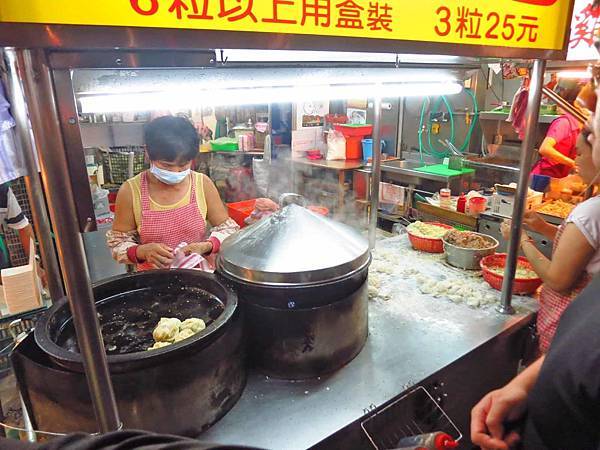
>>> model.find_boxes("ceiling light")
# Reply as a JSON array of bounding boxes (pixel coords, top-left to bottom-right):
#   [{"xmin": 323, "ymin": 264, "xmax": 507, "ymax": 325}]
[
  {"xmin": 556, "ymin": 70, "xmax": 591, "ymax": 79},
  {"xmin": 79, "ymin": 82, "xmax": 463, "ymax": 113}
]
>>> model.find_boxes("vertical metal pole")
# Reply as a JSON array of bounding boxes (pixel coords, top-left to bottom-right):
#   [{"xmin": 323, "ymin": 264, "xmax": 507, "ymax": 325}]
[
  {"xmin": 3, "ymin": 49, "xmax": 65, "ymax": 302},
  {"xmin": 17, "ymin": 49, "xmax": 120, "ymax": 432},
  {"xmin": 397, "ymin": 98, "xmax": 405, "ymax": 159},
  {"xmin": 369, "ymin": 96, "xmax": 382, "ymax": 249},
  {"xmin": 498, "ymin": 59, "xmax": 546, "ymax": 314}
]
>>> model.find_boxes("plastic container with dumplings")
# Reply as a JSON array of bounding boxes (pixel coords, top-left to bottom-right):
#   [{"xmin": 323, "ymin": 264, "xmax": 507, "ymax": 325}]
[
  {"xmin": 480, "ymin": 254, "xmax": 542, "ymax": 295},
  {"xmin": 407, "ymin": 222, "xmax": 453, "ymax": 253}
]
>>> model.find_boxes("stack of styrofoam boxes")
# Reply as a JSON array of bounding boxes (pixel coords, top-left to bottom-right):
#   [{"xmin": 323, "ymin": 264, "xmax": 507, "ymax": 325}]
[
  {"xmin": 491, "ymin": 184, "xmax": 543, "ymax": 218},
  {"xmin": 1, "ymin": 239, "xmax": 41, "ymax": 315}
]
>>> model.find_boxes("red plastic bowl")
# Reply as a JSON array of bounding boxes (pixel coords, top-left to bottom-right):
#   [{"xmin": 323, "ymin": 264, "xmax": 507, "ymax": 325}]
[
  {"xmin": 306, "ymin": 150, "xmax": 323, "ymax": 160},
  {"xmin": 308, "ymin": 205, "xmax": 329, "ymax": 216},
  {"xmin": 480, "ymin": 253, "xmax": 542, "ymax": 295},
  {"xmin": 407, "ymin": 222, "xmax": 453, "ymax": 253}
]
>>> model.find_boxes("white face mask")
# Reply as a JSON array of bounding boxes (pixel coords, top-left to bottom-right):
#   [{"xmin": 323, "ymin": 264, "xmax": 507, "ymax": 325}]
[{"xmin": 150, "ymin": 164, "xmax": 190, "ymax": 185}]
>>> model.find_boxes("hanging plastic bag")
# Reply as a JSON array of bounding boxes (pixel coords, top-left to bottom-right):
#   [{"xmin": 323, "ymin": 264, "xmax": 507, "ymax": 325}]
[
  {"xmin": 326, "ymin": 130, "xmax": 346, "ymax": 161},
  {"xmin": 252, "ymin": 158, "xmax": 270, "ymax": 197}
]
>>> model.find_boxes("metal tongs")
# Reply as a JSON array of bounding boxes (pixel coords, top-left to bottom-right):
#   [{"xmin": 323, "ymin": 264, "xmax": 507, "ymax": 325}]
[
  {"xmin": 438, "ymin": 139, "xmax": 465, "ymax": 170},
  {"xmin": 438, "ymin": 139, "xmax": 462, "ymax": 156},
  {"xmin": 542, "ymin": 87, "xmax": 588, "ymax": 125}
]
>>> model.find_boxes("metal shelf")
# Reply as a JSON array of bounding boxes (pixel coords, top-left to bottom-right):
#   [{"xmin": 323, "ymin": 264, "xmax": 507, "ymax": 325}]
[
  {"xmin": 201, "ymin": 151, "xmax": 264, "ymax": 156},
  {"xmin": 479, "ymin": 111, "xmax": 559, "ymax": 124}
]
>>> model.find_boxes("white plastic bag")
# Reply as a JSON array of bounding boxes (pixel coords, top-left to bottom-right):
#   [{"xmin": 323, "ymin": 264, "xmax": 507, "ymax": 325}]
[
  {"xmin": 252, "ymin": 158, "xmax": 270, "ymax": 197},
  {"xmin": 326, "ymin": 130, "xmax": 346, "ymax": 161}
]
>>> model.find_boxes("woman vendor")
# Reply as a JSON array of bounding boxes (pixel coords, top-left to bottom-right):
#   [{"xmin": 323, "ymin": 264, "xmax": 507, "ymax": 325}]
[
  {"xmin": 531, "ymin": 84, "xmax": 584, "ymax": 178},
  {"xmin": 502, "ymin": 129, "xmax": 600, "ymax": 352},
  {"xmin": 107, "ymin": 116, "xmax": 239, "ymax": 270}
]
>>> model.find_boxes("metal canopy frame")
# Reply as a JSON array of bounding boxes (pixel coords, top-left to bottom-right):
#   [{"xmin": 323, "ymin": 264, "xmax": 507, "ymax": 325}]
[
  {"xmin": 0, "ymin": 13, "xmax": 570, "ymax": 434},
  {"xmin": 12, "ymin": 49, "xmax": 121, "ymax": 432}
]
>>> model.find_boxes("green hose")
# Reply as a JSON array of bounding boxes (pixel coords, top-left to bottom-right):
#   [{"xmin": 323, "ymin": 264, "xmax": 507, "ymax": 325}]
[
  {"xmin": 459, "ymin": 88, "xmax": 479, "ymax": 153},
  {"xmin": 418, "ymin": 88, "xmax": 479, "ymax": 160},
  {"xmin": 418, "ymin": 97, "xmax": 429, "ymax": 164},
  {"xmin": 427, "ymin": 96, "xmax": 455, "ymax": 156}
]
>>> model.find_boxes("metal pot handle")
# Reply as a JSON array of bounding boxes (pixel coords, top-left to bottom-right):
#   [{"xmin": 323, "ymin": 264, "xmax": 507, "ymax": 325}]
[{"xmin": 278, "ymin": 193, "xmax": 307, "ymax": 208}]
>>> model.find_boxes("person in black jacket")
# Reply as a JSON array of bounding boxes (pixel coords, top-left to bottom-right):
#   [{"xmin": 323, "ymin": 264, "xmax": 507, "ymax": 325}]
[{"xmin": 471, "ymin": 274, "xmax": 600, "ymax": 450}]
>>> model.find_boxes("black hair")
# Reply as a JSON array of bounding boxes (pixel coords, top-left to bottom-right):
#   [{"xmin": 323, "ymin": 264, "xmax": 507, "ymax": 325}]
[
  {"xmin": 580, "ymin": 127, "xmax": 593, "ymax": 151},
  {"xmin": 555, "ymin": 80, "xmax": 582, "ymax": 107},
  {"xmin": 144, "ymin": 116, "xmax": 199, "ymax": 162}
]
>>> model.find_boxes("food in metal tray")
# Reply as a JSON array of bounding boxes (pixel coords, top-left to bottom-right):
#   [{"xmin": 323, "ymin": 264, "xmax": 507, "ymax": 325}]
[
  {"xmin": 536, "ymin": 199, "xmax": 575, "ymax": 219},
  {"xmin": 148, "ymin": 341, "xmax": 172, "ymax": 350},
  {"xmin": 444, "ymin": 230, "xmax": 495, "ymax": 249},
  {"xmin": 173, "ymin": 328, "xmax": 196, "ymax": 343},
  {"xmin": 152, "ymin": 317, "xmax": 181, "ymax": 342},
  {"xmin": 489, "ymin": 265, "xmax": 538, "ymax": 279},
  {"xmin": 406, "ymin": 221, "xmax": 449, "ymax": 239},
  {"xmin": 149, "ymin": 316, "xmax": 207, "ymax": 350},
  {"xmin": 180, "ymin": 317, "xmax": 207, "ymax": 334}
]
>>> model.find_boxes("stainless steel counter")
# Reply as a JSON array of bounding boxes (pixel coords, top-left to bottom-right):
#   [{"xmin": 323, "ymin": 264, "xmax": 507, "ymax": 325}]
[
  {"xmin": 293, "ymin": 157, "xmax": 366, "ymax": 171},
  {"xmin": 202, "ymin": 237, "xmax": 537, "ymax": 450},
  {"xmin": 381, "ymin": 160, "xmax": 474, "ymax": 194},
  {"xmin": 479, "ymin": 111, "xmax": 559, "ymax": 124},
  {"xmin": 381, "ymin": 160, "xmax": 469, "ymax": 184}
]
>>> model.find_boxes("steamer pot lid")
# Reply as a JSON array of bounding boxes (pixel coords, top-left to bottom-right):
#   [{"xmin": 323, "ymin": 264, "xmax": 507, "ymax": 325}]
[{"xmin": 217, "ymin": 204, "xmax": 370, "ymax": 285}]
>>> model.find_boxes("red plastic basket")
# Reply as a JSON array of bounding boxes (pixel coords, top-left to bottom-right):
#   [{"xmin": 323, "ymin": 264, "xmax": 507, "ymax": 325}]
[
  {"xmin": 407, "ymin": 222, "xmax": 453, "ymax": 253},
  {"xmin": 333, "ymin": 124, "xmax": 374, "ymax": 160},
  {"xmin": 480, "ymin": 254, "xmax": 542, "ymax": 295},
  {"xmin": 227, "ymin": 199, "xmax": 257, "ymax": 228},
  {"xmin": 333, "ymin": 124, "xmax": 373, "ymax": 137}
]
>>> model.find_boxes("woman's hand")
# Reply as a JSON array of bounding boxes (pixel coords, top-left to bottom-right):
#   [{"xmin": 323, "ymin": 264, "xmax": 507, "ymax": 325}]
[
  {"xmin": 181, "ymin": 242, "xmax": 213, "ymax": 256},
  {"xmin": 137, "ymin": 243, "xmax": 174, "ymax": 269},
  {"xmin": 502, "ymin": 212, "xmax": 549, "ymax": 241},
  {"xmin": 471, "ymin": 384, "xmax": 529, "ymax": 450},
  {"xmin": 522, "ymin": 211, "xmax": 548, "ymax": 235}
]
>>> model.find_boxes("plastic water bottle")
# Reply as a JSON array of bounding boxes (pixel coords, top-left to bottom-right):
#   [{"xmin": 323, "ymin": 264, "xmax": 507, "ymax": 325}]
[
  {"xmin": 439, "ymin": 188, "xmax": 452, "ymax": 210},
  {"xmin": 457, "ymin": 194, "xmax": 467, "ymax": 213}
]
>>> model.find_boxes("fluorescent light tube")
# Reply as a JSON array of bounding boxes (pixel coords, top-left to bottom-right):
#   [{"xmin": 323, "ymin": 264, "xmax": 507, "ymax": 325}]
[
  {"xmin": 79, "ymin": 82, "xmax": 463, "ymax": 113},
  {"xmin": 556, "ymin": 70, "xmax": 591, "ymax": 79}
]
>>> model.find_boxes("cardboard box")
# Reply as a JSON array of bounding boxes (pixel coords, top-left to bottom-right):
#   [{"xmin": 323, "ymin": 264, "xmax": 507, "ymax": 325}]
[
  {"xmin": 2, "ymin": 239, "xmax": 41, "ymax": 315},
  {"xmin": 379, "ymin": 182, "xmax": 406, "ymax": 215}
]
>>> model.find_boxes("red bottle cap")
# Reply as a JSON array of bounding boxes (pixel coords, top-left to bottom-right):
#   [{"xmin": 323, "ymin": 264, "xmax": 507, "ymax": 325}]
[{"xmin": 435, "ymin": 433, "xmax": 459, "ymax": 450}]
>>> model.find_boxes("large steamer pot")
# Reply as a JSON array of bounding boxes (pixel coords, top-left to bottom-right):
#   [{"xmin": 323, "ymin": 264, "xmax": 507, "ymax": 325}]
[
  {"xmin": 28, "ymin": 270, "xmax": 246, "ymax": 435},
  {"xmin": 217, "ymin": 204, "xmax": 370, "ymax": 379}
]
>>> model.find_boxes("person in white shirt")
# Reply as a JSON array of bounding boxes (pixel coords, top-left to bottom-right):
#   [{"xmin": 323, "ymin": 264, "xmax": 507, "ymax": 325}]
[{"xmin": 501, "ymin": 130, "xmax": 600, "ymax": 352}]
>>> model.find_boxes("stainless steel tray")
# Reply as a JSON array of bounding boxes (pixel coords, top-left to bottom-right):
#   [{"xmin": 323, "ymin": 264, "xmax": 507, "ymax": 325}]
[{"xmin": 360, "ymin": 386, "xmax": 462, "ymax": 450}]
